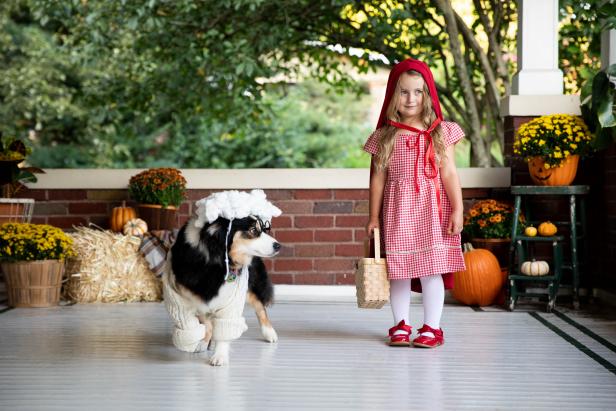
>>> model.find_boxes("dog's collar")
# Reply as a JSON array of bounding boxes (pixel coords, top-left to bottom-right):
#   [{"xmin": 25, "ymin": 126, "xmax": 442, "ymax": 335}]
[
  {"xmin": 226, "ymin": 266, "xmax": 247, "ymax": 283},
  {"xmin": 226, "ymin": 267, "xmax": 240, "ymax": 283}
]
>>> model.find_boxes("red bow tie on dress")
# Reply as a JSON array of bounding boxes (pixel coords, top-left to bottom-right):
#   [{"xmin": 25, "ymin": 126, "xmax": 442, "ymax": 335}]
[{"xmin": 387, "ymin": 118, "xmax": 443, "ymax": 222}]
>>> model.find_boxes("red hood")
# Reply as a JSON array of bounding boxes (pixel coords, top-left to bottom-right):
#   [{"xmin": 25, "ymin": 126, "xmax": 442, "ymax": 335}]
[{"xmin": 376, "ymin": 58, "xmax": 443, "ymax": 129}]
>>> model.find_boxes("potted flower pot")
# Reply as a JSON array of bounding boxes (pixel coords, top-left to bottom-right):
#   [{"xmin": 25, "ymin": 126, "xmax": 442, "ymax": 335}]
[
  {"xmin": 128, "ymin": 168, "xmax": 186, "ymax": 231},
  {"xmin": 514, "ymin": 114, "xmax": 591, "ymax": 186},
  {"xmin": 0, "ymin": 223, "xmax": 75, "ymax": 307},
  {"xmin": 137, "ymin": 204, "xmax": 178, "ymax": 231}
]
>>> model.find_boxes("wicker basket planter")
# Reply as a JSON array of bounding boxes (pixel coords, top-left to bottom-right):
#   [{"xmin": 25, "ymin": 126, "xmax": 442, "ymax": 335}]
[
  {"xmin": 0, "ymin": 259, "xmax": 65, "ymax": 307},
  {"xmin": 0, "ymin": 198, "xmax": 34, "ymax": 224}
]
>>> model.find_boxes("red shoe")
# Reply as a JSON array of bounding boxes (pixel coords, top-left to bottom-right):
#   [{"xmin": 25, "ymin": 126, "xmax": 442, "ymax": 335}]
[
  {"xmin": 413, "ymin": 324, "xmax": 444, "ymax": 348},
  {"xmin": 388, "ymin": 320, "xmax": 412, "ymax": 347}
]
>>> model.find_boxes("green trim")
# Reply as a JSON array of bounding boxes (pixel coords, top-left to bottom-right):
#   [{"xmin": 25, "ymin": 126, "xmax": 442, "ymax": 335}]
[
  {"xmin": 511, "ymin": 185, "xmax": 590, "ymax": 195},
  {"xmin": 553, "ymin": 310, "xmax": 616, "ymax": 354},
  {"xmin": 529, "ymin": 312, "xmax": 616, "ymax": 376}
]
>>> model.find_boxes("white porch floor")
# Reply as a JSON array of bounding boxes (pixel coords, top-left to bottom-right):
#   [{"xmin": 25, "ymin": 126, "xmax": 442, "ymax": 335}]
[{"xmin": 1, "ymin": 300, "xmax": 615, "ymax": 411}]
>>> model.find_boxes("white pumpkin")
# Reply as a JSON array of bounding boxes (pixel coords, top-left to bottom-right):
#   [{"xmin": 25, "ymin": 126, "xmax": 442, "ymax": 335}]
[
  {"xmin": 123, "ymin": 218, "xmax": 148, "ymax": 236},
  {"xmin": 521, "ymin": 259, "xmax": 550, "ymax": 276}
]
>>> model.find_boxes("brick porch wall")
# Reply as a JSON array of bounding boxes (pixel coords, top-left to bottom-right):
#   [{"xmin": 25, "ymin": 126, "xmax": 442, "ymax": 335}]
[{"xmin": 14, "ymin": 186, "xmax": 501, "ymax": 286}]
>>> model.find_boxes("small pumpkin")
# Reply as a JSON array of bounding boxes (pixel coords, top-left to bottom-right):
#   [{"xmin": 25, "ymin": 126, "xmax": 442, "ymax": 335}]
[
  {"xmin": 110, "ymin": 201, "xmax": 137, "ymax": 232},
  {"xmin": 538, "ymin": 221, "xmax": 558, "ymax": 236},
  {"xmin": 520, "ymin": 259, "xmax": 550, "ymax": 276},
  {"xmin": 524, "ymin": 226, "xmax": 537, "ymax": 237},
  {"xmin": 452, "ymin": 243, "xmax": 503, "ymax": 306},
  {"xmin": 123, "ymin": 218, "xmax": 148, "ymax": 236}
]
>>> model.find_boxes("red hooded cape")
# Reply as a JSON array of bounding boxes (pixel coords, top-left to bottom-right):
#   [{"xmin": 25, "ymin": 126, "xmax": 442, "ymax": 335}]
[
  {"xmin": 372, "ymin": 58, "xmax": 454, "ymax": 292},
  {"xmin": 376, "ymin": 59, "xmax": 443, "ymax": 128}
]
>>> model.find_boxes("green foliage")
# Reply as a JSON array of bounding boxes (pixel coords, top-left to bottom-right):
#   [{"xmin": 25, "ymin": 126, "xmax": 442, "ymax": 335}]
[
  {"xmin": 0, "ymin": 135, "xmax": 42, "ymax": 197},
  {"xmin": 559, "ymin": 0, "xmax": 616, "ymax": 93},
  {"xmin": 0, "ymin": 0, "xmax": 609, "ymax": 169},
  {"xmin": 131, "ymin": 80, "xmax": 372, "ymax": 168},
  {"xmin": 3, "ymin": 0, "xmax": 371, "ymax": 168},
  {"xmin": 581, "ymin": 64, "xmax": 616, "ymax": 150}
]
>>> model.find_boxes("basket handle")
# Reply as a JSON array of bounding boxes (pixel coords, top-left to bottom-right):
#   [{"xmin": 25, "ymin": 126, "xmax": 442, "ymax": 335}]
[{"xmin": 373, "ymin": 228, "xmax": 381, "ymax": 261}]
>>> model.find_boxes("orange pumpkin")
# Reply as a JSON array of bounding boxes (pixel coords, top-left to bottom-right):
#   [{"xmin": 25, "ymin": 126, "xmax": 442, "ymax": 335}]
[
  {"xmin": 452, "ymin": 243, "xmax": 503, "ymax": 306},
  {"xmin": 110, "ymin": 201, "xmax": 137, "ymax": 232},
  {"xmin": 538, "ymin": 221, "xmax": 558, "ymax": 236},
  {"xmin": 528, "ymin": 155, "xmax": 579, "ymax": 186}
]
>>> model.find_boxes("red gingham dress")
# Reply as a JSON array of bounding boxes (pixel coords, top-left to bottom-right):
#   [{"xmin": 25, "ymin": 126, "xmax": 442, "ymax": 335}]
[{"xmin": 364, "ymin": 121, "xmax": 466, "ymax": 280}]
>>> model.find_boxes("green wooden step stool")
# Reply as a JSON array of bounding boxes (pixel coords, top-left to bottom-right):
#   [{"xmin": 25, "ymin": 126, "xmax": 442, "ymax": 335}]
[{"xmin": 507, "ymin": 185, "xmax": 589, "ymax": 312}]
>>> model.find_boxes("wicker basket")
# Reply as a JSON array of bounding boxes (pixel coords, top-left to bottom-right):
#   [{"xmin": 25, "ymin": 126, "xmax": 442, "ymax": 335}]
[
  {"xmin": 0, "ymin": 198, "xmax": 34, "ymax": 223},
  {"xmin": 355, "ymin": 228, "xmax": 389, "ymax": 309},
  {"xmin": 0, "ymin": 260, "xmax": 64, "ymax": 307}
]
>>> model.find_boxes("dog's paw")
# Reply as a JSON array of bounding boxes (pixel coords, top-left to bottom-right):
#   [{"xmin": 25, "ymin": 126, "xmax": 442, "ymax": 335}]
[
  {"xmin": 261, "ymin": 325, "xmax": 278, "ymax": 343},
  {"xmin": 209, "ymin": 352, "xmax": 229, "ymax": 366}
]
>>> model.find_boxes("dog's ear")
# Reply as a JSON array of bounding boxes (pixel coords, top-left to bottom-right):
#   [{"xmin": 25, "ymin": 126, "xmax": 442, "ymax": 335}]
[{"xmin": 204, "ymin": 217, "xmax": 234, "ymax": 246}]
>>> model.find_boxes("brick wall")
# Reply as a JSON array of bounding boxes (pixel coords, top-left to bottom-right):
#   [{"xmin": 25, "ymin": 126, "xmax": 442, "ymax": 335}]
[
  {"xmin": 13, "ymin": 187, "xmax": 499, "ymax": 286},
  {"xmin": 595, "ymin": 144, "xmax": 616, "ymax": 290},
  {"xmin": 504, "ymin": 115, "xmax": 616, "ymax": 291}
]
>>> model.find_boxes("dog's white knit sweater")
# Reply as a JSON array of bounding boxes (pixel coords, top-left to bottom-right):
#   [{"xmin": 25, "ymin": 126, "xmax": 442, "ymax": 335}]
[{"xmin": 163, "ymin": 265, "xmax": 249, "ymax": 353}]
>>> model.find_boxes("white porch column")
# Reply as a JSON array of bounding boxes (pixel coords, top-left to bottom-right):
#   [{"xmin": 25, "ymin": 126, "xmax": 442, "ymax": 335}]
[
  {"xmin": 511, "ymin": 0, "xmax": 563, "ymax": 95},
  {"xmin": 601, "ymin": 28, "xmax": 616, "ymax": 69}
]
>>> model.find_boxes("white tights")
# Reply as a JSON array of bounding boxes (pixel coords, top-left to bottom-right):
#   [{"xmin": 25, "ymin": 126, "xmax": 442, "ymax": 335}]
[{"xmin": 390, "ymin": 274, "xmax": 444, "ymax": 337}]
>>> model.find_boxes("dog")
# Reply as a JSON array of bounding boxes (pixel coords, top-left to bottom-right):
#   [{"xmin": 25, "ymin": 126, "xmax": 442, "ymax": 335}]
[{"xmin": 163, "ymin": 214, "xmax": 281, "ymax": 366}]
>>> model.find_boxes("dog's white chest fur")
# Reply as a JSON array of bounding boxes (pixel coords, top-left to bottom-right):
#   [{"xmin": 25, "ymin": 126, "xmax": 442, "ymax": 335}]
[{"xmin": 197, "ymin": 266, "xmax": 249, "ymax": 315}]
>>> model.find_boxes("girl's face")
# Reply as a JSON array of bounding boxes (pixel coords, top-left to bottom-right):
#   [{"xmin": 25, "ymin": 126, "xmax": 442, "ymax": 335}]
[{"xmin": 396, "ymin": 73, "xmax": 425, "ymax": 123}]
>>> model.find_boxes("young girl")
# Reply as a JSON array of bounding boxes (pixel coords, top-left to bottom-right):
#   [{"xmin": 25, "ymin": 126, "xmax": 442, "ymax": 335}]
[{"xmin": 364, "ymin": 58, "xmax": 466, "ymax": 348}]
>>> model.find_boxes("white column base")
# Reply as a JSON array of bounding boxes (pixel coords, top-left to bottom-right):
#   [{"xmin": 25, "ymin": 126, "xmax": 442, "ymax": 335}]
[
  {"xmin": 511, "ymin": 69, "xmax": 564, "ymax": 95},
  {"xmin": 500, "ymin": 95, "xmax": 581, "ymax": 117}
]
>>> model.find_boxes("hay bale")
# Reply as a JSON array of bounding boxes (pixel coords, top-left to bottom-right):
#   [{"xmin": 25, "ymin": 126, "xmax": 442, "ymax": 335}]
[{"xmin": 64, "ymin": 226, "xmax": 162, "ymax": 303}]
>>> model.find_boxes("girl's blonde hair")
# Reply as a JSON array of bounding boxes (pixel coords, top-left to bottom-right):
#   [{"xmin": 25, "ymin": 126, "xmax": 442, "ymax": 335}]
[{"xmin": 374, "ymin": 70, "xmax": 445, "ymax": 170}]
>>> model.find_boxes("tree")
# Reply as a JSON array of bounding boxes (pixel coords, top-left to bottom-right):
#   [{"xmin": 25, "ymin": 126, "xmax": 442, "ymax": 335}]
[
  {"xmin": 1, "ymin": 0, "xmax": 517, "ymax": 167},
  {"xmin": 3, "ymin": 0, "xmax": 363, "ymax": 167},
  {"xmin": 319, "ymin": 0, "xmax": 518, "ymax": 166},
  {"xmin": 559, "ymin": 0, "xmax": 616, "ymax": 94}
]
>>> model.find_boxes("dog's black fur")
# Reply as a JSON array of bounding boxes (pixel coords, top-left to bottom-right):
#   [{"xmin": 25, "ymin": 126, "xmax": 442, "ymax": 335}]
[{"xmin": 170, "ymin": 216, "xmax": 274, "ymax": 306}]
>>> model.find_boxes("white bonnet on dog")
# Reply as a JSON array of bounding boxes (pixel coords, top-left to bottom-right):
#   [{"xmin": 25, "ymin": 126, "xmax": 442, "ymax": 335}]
[{"xmin": 194, "ymin": 189, "xmax": 282, "ymax": 228}]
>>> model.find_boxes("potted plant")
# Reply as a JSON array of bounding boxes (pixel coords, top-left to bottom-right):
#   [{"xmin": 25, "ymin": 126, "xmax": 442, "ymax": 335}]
[
  {"xmin": 513, "ymin": 114, "xmax": 594, "ymax": 185},
  {"xmin": 0, "ymin": 222, "xmax": 75, "ymax": 307},
  {"xmin": 128, "ymin": 167, "xmax": 187, "ymax": 230},
  {"xmin": 581, "ymin": 63, "xmax": 615, "ymax": 150},
  {"xmin": 0, "ymin": 135, "xmax": 43, "ymax": 222},
  {"xmin": 463, "ymin": 199, "xmax": 524, "ymax": 268}
]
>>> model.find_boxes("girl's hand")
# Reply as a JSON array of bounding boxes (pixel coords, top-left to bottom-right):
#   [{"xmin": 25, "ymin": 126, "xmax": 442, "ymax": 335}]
[
  {"xmin": 365, "ymin": 219, "xmax": 380, "ymax": 236},
  {"xmin": 447, "ymin": 209, "xmax": 464, "ymax": 235}
]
